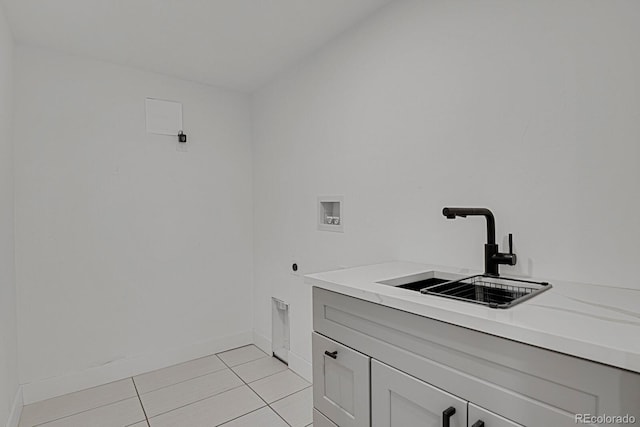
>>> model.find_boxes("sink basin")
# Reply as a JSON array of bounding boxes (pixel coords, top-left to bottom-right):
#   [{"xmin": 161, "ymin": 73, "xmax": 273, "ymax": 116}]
[
  {"xmin": 378, "ymin": 271, "xmax": 552, "ymax": 309},
  {"xmin": 421, "ymin": 274, "xmax": 552, "ymax": 309},
  {"xmin": 377, "ymin": 271, "xmax": 467, "ymax": 292},
  {"xmin": 395, "ymin": 278, "xmax": 449, "ymax": 292}
]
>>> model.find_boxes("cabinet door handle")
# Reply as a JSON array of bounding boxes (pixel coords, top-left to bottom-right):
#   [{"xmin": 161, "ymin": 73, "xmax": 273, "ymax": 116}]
[
  {"xmin": 324, "ymin": 350, "xmax": 338, "ymax": 359},
  {"xmin": 471, "ymin": 421, "xmax": 485, "ymax": 427},
  {"xmin": 442, "ymin": 406, "xmax": 456, "ymax": 427}
]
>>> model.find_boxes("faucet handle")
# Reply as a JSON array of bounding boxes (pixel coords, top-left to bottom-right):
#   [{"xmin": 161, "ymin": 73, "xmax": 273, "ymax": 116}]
[{"xmin": 506, "ymin": 233, "xmax": 517, "ymax": 265}]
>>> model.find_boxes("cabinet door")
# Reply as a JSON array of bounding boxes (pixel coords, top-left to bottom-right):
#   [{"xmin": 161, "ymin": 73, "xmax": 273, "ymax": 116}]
[
  {"xmin": 312, "ymin": 332, "xmax": 370, "ymax": 427},
  {"xmin": 468, "ymin": 403, "xmax": 523, "ymax": 427},
  {"xmin": 372, "ymin": 359, "xmax": 467, "ymax": 427}
]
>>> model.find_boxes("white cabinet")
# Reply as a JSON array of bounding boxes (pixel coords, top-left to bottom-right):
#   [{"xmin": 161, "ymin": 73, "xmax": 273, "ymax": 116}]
[
  {"xmin": 372, "ymin": 360, "xmax": 467, "ymax": 427},
  {"xmin": 312, "ymin": 332, "xmax": 370, "ymax": 427},
  {"xmin": 312, "ymin": 287, "xmax": 639, "ymax": 427},
  {"xmin": 468, "ymin": 403, "xmax": 523, "ymax": 427}
]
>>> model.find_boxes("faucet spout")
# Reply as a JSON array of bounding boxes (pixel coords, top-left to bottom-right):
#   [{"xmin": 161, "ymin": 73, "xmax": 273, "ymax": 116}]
[
  {"xmin": 442, "ymin": 207, "xmax": 515, "ymax": 276},
  {"xmin": 442, "ymin": 207, "xmax": 495, "ymax": 245}
]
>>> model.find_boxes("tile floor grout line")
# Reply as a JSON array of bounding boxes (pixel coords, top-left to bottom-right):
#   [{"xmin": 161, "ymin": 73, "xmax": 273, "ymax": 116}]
[
  {"xmin": 220, "ymin": 354, "xmax": 294, "ymax": 427},
  {"xmin": 28, "ymin": 396, "xmax": 137, "ymax": 427},
  {"xmin": 131, "ymin": 377, "xmax": 151, "ymax": 427},
  {"xmin": 216, "ymin": 345, "xmax": 269, "ymax": 365},
  {"xmin": 135, "ymin": 353, "xmax": 224, "ymax": 381},
  {"xmin": 243, "ymin": 365, "xmax": 291, "ymax": 384},
  {"xmin": 280, "ymin": 366, "xmax": 312, "ymax": 385},
  {"xmin": 242, "ymin": 384, "xmax": 293, "ymax": 427},
  {"xmin": 143, "ymin": 383, "xmax": 249, "ymax": 421},
  {"xmin": 267, "ymin": 385, "xmax": 312, "ymax": 406},
  {"xmin": 215, "ymin": 406, "xmax": 270, "ymax": 426},
  {"xmin": 216, "ymin": 344, "xmax": 262, "ymax": 355},
  {"xmin": 219, "ymin": 353, "xmax": 270, "ymax": 369},
  {"xmin": 30, "ymin": 377, "xmax": 132, "ymax": 403},
  {"xmin": 221, "ymin": 353, "xmax": 270, "ymax": 369},
  {"xmin": 265, "ymin": 401, "xmax": 293, "ymax": 427},
  {"xmin": 245, "ymin": 369, "xmax": 311, "ymax": 405},
  {"xmin": 136, "ymin": 364, "xmax": 229, "ymax": 396},
  {"xmin": 223, "ymin": 358, "xmax": 269, "ymax": 369}
]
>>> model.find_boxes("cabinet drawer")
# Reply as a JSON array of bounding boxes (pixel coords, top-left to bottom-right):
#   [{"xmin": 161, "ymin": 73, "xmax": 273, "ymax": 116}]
[
  {"xmin": 372, "ymin": 359, "xmax": 467, "ymax": 427},
  {"xmin": 312, "ymin": 332, "xmax": 370, "ymax": 427},
  {"xmin": 469, "ymin": 403, "xmax": 522, "ymax": 427},
  {"xmin": 314, "ymin": 409, "xmax": 339, "ymax": 427}
]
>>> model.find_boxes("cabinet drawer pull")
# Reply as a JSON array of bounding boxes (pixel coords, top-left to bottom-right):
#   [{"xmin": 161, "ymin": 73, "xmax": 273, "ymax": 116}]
[
  {"xmin": 442, "ymin": 406, "xmax": 456, "ymax": 427},
  {"xmin": 324, "ymin": 350, "xmax": 338, "ymax": 359},
  {"xmin": 471, "ymin": 421, "xmax": 485, "ymax": 427}
]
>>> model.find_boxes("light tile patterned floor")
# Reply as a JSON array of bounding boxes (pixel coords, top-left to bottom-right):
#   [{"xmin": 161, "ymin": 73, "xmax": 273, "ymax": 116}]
[{"xmin": 19, "ymin": 345, "xmax": 313, "ymax": 427}]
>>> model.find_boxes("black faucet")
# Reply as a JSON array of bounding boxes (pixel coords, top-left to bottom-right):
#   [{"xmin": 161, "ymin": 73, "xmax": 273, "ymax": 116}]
[{"xmin": 442, "ymin": 207, "xmax": 517, "ymax": 276}]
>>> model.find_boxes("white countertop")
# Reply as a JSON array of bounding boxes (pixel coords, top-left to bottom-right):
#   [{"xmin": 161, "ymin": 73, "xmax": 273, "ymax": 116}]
[{"xmin": 305, "ymin": 261, "xmax": 640, "ymax": 374}]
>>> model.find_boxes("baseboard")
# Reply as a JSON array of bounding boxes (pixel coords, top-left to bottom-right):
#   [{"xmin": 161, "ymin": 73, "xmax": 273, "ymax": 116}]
[
  {"xmin": 21, "ymin": 331, "xmax": 252, "ymax": 405},
  {"xmin": 288, "ymin": 351, "xmax": 312, "ymax": 383},
  {"xmin": 252, "ymin": 330, "xmax": 271, "ymax": 356},
  {"xmin": 6, "ymin": 386, "xmax": 23, "ymax": 427}
]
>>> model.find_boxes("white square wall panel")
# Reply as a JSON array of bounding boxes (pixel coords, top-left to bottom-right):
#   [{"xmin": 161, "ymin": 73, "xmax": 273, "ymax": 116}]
[{"xmin": 145, "ymin": 98, "xmax": 183, "ymax": 135}]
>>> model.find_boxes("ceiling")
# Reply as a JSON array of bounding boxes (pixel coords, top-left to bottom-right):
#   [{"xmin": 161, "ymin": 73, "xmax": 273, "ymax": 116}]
[{"xmin": 2, "ymin": 0, "xmax": 393, "ymax": 92}]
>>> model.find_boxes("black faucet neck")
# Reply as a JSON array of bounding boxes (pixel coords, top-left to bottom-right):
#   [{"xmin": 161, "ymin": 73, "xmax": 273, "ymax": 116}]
[
  {"xmin": 484, "ymin": 214, "xmax": 496, "ymax": 245},
  {"xmin": 442, "ymin": 207, "xmax": 516, "ymax": 276}
]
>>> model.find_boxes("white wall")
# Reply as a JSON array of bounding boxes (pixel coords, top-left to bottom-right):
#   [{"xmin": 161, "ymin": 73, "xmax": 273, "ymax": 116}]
[
  {"xmin": 14, "ymin": 47, "xmax": 253, "ymax": 403},
  {"xmin": 251, "ymin": 0, "xmax": 640, "ymax": 379},
  {"xmin": 0, "ymin": 4, "xmax": 19, "ymax": 426}
]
